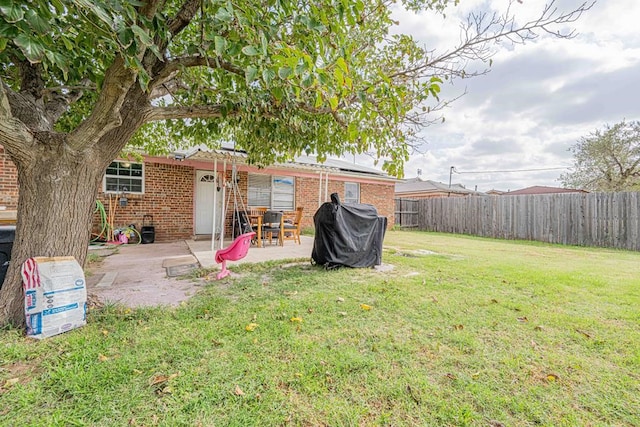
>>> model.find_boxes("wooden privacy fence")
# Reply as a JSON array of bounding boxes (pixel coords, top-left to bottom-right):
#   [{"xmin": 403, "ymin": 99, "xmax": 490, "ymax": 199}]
[
  {"xmin": 415, "ymin": 192, "xmax": 640, "ymax": 251},
  {"xmin": 394, "ymin": 198, "xmax": 419, "ymax": 228}
]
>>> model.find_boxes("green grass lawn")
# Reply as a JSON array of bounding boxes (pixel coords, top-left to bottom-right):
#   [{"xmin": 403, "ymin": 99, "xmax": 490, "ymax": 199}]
[{"xmin": 1, "ymin": 231, "xmax": 639, "ymax": 426}]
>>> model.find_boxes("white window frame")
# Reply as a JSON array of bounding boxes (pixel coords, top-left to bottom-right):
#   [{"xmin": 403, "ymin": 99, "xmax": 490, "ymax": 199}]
[
  {"xmin": 344, "ymin": 182, "xmax": 360, "ymax": 204},
  {"xmin": 103, "ymin": 160, "xmax": 145, "ymax": 194},
  {"xmin": 248, "ymin": 173, "xmax": 295, "ymax": 210}
]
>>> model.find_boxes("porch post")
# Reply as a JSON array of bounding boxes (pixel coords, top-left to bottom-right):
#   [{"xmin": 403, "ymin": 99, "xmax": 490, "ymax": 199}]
[
  {"xmin": 318, "ymin": 171, "xmax": 323, "ymax": 207},
  {"xmin": 325, "ymin": 172, "xmax": 329, "ymax": 202},
  {"xmin": 219, "ymin": 159, "xmax": 227, "ymax": 250},
  {"xmin": 211, "ymin": 159, "xmax": 218, "ymax": 253}
]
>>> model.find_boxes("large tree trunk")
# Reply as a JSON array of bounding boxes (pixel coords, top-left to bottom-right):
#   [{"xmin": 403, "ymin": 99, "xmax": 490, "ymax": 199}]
[{"xmin": 0, "ymin": 143, "xmax": 103, "ymax": 327}]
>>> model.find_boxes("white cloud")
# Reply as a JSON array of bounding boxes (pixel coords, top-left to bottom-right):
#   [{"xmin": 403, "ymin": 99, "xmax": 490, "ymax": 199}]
[{"xmin": 382, "ymin": 0, "xmax": 640, "ymax": 191}]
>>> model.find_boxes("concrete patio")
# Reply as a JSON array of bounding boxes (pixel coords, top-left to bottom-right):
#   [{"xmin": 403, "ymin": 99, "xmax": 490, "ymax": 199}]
[
  {"xmin": 86, "ymin": 235, "xmax": 315, "ymax": 307},
  {"xmin": 186, "ymin": 235, "xmax": 314, "ymax": 268}
]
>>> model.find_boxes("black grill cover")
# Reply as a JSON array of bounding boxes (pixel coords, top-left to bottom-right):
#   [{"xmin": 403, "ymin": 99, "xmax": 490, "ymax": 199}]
[{"xmin": 312, "ymin": 193, "xmax": 387, "ymax": 268}]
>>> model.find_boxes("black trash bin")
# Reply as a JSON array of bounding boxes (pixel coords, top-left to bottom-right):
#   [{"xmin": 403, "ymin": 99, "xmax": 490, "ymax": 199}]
[
  {"xmin": 141, "ymin": 215, "xmax": 155, "ymax": 244},
  {"xmin": 0, "ymin": 225, "xmax": 16, "ymax": 289}
]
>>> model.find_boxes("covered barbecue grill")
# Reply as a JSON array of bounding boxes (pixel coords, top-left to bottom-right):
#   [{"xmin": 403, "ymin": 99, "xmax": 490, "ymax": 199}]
[{"xmin": 312, "ymin": 193, "xmax": 387, "ymax": 268}]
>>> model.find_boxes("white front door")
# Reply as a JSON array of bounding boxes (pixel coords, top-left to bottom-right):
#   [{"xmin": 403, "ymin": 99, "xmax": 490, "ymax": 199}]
[{"xmin": 195, "ymin": 170, "xmax": 223, "ymax": 235}]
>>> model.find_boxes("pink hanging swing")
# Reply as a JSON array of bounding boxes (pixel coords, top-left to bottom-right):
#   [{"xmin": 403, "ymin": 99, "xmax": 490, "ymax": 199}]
[
  {"xmin": 214, "ymin": 231, "xmax": 255, "ymax": 280},
  {"xmin": 213, "ymin": 158, "xmax": 255, "ymax": 280}
]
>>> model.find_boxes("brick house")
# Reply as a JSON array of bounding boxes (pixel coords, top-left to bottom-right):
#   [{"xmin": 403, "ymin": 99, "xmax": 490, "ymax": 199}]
[{"xmin": 1, "ymin": 144, "xmax": 396, "ymax": 241}]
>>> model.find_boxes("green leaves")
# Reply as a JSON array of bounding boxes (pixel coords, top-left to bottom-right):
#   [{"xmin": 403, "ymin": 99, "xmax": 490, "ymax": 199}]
[
  {"xmin": 0, "ymin": 0, "xmax": 24, "ymax": 23},
  {"xmin": 241, "ymin": 45, "xmax": 259, "ymax": 56},
  {"xmin": 131, "ymin": 24, "xmax": 154, "ymax": 47},
  {"xmin": 278, "ymin": 67, "xmax": 292, "ymax": 79},
  {"xmin": 13, "ymin": 33, "xmax": 45, "ymax": 63},
  {"xmin": 245, "ymin": 65, "xmax": 258, "ymax": 84},
  {"xmin": 214, "ymin": 36, "xmax": 227, "ymax": 56}
]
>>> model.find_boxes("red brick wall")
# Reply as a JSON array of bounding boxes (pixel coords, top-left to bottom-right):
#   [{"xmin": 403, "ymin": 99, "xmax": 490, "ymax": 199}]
[
  {"xmin": 361, "ymin": 182, "xmax": 395, "ymax": 226},
  {"xmin": 3, "ymin": 147, "xmax": 395, "ymax": 240},
  {"xmin": 295, "ymin": 176, "xmax": 394, "ymax": 229},
  {"xmin": 95, "ymin": 162, "xmax": 194, "ymax": 242},
  {"xmin": 0, "ymin": 145, "xmax": 19, "ymax": 209}
]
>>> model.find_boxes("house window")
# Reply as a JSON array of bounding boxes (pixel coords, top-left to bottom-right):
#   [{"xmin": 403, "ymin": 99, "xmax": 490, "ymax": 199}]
[
  {"xmin": 104, "ymin": 161, "xmax": 144, "ymax": 193},
  {"xmin": 248, "ymin": 173, "xmax": 295, "ymax": 210},
  {"xmin": 345, "ymin": 182, "xmax": 360, "ymax": 203}
]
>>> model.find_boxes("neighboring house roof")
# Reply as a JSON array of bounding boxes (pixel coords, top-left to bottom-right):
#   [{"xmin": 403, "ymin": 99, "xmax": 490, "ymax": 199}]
[
  {"xmin": 175, "ymin": 144, "xmax": 394, "ymax": 181},
  {"xmin": 395, "ymin": 178, "xmax": 483, "ymax": 196},
  {"xmin": 503, "ymin": 186, "xmax": 588, "ymax": 195},
  {"xmin": 486, "ymin": 189, "xmax": 506, "ymax": 195}
]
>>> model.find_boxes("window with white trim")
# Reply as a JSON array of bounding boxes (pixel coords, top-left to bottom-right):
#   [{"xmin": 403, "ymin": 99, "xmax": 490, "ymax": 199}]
[
  {"xmin": 344, "ymin": 182, "xmax": 360, "ymax": 204},
  {"xmin": 104, "ymin": 161, "xmax": 144, "ymax": 193},
  {"xmin": 248, "ymin": 173, "xmax": 295, "ymax": 210}
]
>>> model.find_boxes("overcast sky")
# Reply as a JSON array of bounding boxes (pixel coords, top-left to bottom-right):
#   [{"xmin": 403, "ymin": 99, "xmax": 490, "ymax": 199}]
[{"xmin": 351, "ymin": 0, "xmax": 640, "ymax": 192}]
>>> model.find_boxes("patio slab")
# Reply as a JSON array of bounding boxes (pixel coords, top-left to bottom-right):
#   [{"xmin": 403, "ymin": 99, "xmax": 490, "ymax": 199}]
[
  {"xmin": 86, "ymin": 240, "xmax": 200, "ymax": 307},
  {"xmin": 186, "ymin": 235, "xmax": 314, "ymax": 268},
  {"xmin": 86, "ymin": 236, "xmax": 315, "ymax": 308}
]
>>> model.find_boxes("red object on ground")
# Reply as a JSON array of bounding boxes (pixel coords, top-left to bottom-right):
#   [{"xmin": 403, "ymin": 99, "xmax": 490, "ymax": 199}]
[{"xmin": 214, "ymin": 232, "xmax": 256, "ymax": 280}]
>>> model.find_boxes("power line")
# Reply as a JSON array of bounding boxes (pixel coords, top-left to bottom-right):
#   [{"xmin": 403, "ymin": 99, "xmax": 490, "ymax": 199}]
[{"xmin": 454, "ymin": 166, "xmax": 569, "ymax": 174}]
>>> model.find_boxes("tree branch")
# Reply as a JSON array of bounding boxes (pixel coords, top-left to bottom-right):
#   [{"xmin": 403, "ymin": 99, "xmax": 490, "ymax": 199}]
[
  {"xmin": 0, "ymin": 79, "xmax": 35, "ymax": 161},
  {"xmin": 139, "ymin": 0, "xmax": 165, "ymax": 19},
  {"xmin": 143, "ymin": 104, "xmax": 232, "ymax": 122},
  {"xmin": 42, "ymin": 79, "xmax": 93, "ymax": 124},
  {"xmin": 150, "ymin": 56, "xmax": 245, "ymax": 90},
  {"xmin": 18, "ymin": 60, "xmax": 45, "ymax": 99},
  {"xmin": 166, "ymin": 0, "xmax": 201, "ymax": 36},
  {"xmin": 67, "ymin": 56, "xmax": 136, "ymax": 150}
]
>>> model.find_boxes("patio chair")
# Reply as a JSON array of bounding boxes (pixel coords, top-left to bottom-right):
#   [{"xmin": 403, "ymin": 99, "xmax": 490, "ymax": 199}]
[
  {"xmin": 282, "ymin": 207, "xmax": 303, "ymax": 244},
  {"xmin": 261, "ymin": 211, "xmax": 284, "ymax": 246},
  {"xmin": 214, "ymin": 231, "xmax": 256, "ymax": 280}
]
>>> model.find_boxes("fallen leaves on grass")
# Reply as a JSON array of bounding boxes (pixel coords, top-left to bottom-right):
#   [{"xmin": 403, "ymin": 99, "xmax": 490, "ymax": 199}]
[
  {"xmin": 546, "ymin": 373, "xmax": 560, "ymax": 383},
  {"xmin": 98, "ymin": 354, "xmax": 109, "ymax": 362},
  {"xmin": 576, "ymin": 329, "xmax": 592, "ymax": 338},
  {"xmin": 516, "ymin": 316, "xmax": 528, "ymax": 322},
  {"xmin": 149, "ymin": 373, "xmax": 179, "ymax": 395},
  {"xmin": 3, "ymin": 378, "xmax": 19, "ymax": 389},
  {"xmin": 149, "ymin": 373, "xmax": 179, "ymax": 387},
  {"xmin": 290, "ymin": 317, "xmax": 303, "ymax": 323},
  {"xmin": 360, "ymin": 303, "xmax": 372, "ymax": 311},
  {"xmin": 234, "ymin": 385, "xmax": 245, "ymax": 396},
  {"xmin": 245, "ymin": 323, "xmax": 259, "ymax": 331},
  {"xmin": 453, "ymin": 324, "xmax": 464, "ymax": 330}
]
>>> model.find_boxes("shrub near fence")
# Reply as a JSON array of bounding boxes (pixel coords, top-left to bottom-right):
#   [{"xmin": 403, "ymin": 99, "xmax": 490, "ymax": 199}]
[{"xmin": 416, "ymin": 192, "xmax": 640, "ymax": 251}]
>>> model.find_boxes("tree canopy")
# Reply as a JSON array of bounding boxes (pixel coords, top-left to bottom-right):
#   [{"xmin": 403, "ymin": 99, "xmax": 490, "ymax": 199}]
[
  {"xmin": 1, "ymin": 0, "xmax": 593, "ymax": 176},
  {"xmin": 561, "ymin": 120, "xmax": 640, "ymax": 192},
  {"xmin": 0, "ymin": 0, "xmax": 593, "ymax": 326}
]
